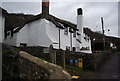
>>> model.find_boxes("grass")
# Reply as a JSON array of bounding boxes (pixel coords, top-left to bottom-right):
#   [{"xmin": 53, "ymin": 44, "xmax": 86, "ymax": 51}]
[
  {"xmin": 66, "ymin": 65, "xmax": 85, "ymax": 77},
  {"xmin": 38, "ymin": 57, "xmax": 97, "ymax": 79},
  {"xmin": 39, "ymin": 57, "xmax": 50, "ymax": 62},
  {"xmin": 66, "ymin": 64, "xmax": 97, "ymax": 79}
]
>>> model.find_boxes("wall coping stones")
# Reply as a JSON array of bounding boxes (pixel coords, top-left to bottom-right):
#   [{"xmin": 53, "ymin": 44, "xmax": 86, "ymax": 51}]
[{"xmin": 19, "ymin": 51, "xmax": 71, "ymax": 80}]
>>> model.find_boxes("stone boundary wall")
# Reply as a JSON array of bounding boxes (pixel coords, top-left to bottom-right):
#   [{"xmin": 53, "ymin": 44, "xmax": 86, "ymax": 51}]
[
  {"xmin": 19, "ymin": 51, "xmax": 71, "ymax": 80},
  {"xmin": 17, "ymin": 46, "xmax": 112, "ymax": 71},
  {"xmin": 2, "ymin": 44, "xmax": 71, "ymax": 80}
]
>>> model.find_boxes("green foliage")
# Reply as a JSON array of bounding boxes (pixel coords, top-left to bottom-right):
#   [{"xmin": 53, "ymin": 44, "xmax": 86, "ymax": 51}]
[
  {"xmin": 39, "ymin": 57, "xmax": 50, "ymax": 62},
  {"xmin": 3, "ymin": 49, "xmax": 19, "ymax": 80},
  {"xmin": 5, "ymin": 13, "xmax": 34, "ymax": 30}
]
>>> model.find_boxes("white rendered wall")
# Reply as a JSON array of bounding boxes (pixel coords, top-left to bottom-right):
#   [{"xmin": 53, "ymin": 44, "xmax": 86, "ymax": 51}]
[
  {"xmin": 5, "ymin": 17, "xmax": 92, "ymax": 53},
  {"xmin": 4, "ymin": 33, "xmax": 17, "ymax": 46},
  {"xmin": 46, "ymin": 20, "xmax": 75, "ymax": 50},
  {"xmin": 46, "ymin": 20, "xmax": 59, "ymax": 49},
  {"xmin": 60, "ymin": 29, "xmax": 71, "ymax": 50},
  {"xmin": 37, "ymin": 19, "xmax": 52, "ymax": 47},
  {"xmin": 0, "ymin": 16, "xmax": 5, "ymax": 43},
  {"xmin": 16, "ymin": 19, "xmax": 52, "ymax": 47},
  {"xmin": 77, "ymin": 13, "xmax": 92, "ymax": 53},
  {"xmin": 45, "ymin": 19, "xmax": 77, "ymax": 50},
  {"xmin": 16, "ymin": 24, "xmax": 29, "ymax": 46},
  {"xmin": 80, "ymin": 33, "xmax": 92, "ymax": 53},
  {"xmin": 72, "ymin": 34, "xmax": 76, "ymax": 48}
]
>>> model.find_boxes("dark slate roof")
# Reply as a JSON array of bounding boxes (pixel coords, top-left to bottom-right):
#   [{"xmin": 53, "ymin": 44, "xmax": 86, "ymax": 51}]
[
  {"xmin": 83, "ymin": 27, "xmax": 120, "ymax": 43},
  {"xmin": 0, "ymin": 7, "xmax": 8, "ymax": 16},
  {"xmin": 6, "ymin": 13, "xmax": 78, "ymax": 33}
]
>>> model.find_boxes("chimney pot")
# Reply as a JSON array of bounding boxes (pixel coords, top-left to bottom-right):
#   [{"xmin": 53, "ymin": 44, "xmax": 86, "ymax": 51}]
[
  {"xmin": 77, "ymin": 8, "xmax": 83, "ymax": 15},
  {"xmin": 42, "ymin": 0, "xmax": 49, "ymax": 7}
]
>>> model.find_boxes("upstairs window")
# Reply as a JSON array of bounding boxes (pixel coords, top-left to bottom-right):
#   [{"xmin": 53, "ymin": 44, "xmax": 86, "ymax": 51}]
[
  {"xmin": 7, "ymin": 31, "xmax": 11, "ymax": 38},
  {"xmin": 76, "ymin": 33, "xmax": 81, "ymax": 42},
  {"xmin": 84, "ymin": 34, "xmax": 90, "ymax": 42},
  {"xmin": 73, "ymin": 30, "xmax": 76, "ymax": 37},
  {"xmin": 64, "ymin": 27, "xmax": 68, "ymax": 35},
  {"xmin": 11, "ymin": 30, "xmax": 14, "ymax": 37}
]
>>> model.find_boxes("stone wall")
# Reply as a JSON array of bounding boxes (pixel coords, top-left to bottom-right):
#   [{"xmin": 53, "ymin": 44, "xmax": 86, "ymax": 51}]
[
  {"xmin": 18, "ymin": 52, "xmax": 49, "ymax": 80},
  {"xmin": 2, "ymin": 44, "xmax": 71, "ymax": 80},
  {"xmin": 17, "ymin": 46, "xmax": 106, "ymax": 71},
  {"xmin": 19, "ymin": 51, "xmax": 71, "ymax": 80},
  {"xmin": 17, "ymin": 46, "xmax": 46, "ymax": 57}
]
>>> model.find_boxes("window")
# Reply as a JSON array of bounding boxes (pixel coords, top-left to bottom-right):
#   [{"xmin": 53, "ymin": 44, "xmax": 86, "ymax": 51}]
[
  {"xmin": 20, "ymin": 43, "xmax": 27, "ymax": 47},
  {"xmin": 73, "ymin": 30, "xmax": 76, "ymax": 37},
  {"xmin": 73, "ymin": 47, "xmax": 76, "ymax": 51},
  {"xmin": 7, "ymin": 31, "xmax": 11, "ymax": 38},
  {"xmin": 11, "ymin": 30, "xmax": 13, "ymax": 37},
  {"xmin": 64, "ymin": 27, "xmax": 68, "ymax": 35},
  {"xmin": 5, "ymin": 31, "xmax": 7, "ymax": 39},
  {"xmin": 84, "ymin": 34, "xmax": 90, "ymax": 41},
  {"xmin": 78, "ymin": 34, "xmax": 81, "ymax": 42},
  {"xmin": 66, "ymin": 46, "xmax": 70, "ymax": 51}
]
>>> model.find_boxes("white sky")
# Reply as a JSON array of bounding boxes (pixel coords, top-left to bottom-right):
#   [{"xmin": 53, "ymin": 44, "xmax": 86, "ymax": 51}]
[{"xmin": 1, "ymin": 1, "xmax": 119, "ymax": 37}]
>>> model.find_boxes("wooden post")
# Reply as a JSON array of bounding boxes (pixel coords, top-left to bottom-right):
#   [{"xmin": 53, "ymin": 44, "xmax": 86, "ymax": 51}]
[
  {"xmin": 59, "ymin": 28, "xmax": 61, "ymax": 49},
  {"xmin": 49, "ymin": 45, "xmax": 54, "ymax": 63},
  {"xmin": 70, "ymin": 32, "xmax": 72, "ymax": 51},
  {"xmin": 62, "ymin": 50, "xmax": 66, "ymax": 69},
  {"xmin": 101, "ymin": 17, "xmax": 105, "ymax": 50},
  {"xmin": 54, "ymin": 50, "xmax": 56, "ymax": 64}
]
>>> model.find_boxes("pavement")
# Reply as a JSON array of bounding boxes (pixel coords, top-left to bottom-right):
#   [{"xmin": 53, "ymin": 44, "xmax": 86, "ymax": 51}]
[{"xmin": 96, "ymin": 52, "xmax": 119, "ymax": 79}]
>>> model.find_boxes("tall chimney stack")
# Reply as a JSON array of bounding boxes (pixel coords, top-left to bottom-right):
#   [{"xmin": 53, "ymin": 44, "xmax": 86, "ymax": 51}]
[
  {"xmin": 77, "ymin": 8, "xmax": 83, "ymax": 34},
  {"xmin": 42, "ymin": 0, "xmax": 49, "ymax": 15}
]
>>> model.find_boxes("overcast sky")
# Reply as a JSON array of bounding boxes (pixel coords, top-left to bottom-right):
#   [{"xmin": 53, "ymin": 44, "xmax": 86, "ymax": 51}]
[{"xmin": 1, "ymin": 1, "xmax": 119, "ymax": 37}]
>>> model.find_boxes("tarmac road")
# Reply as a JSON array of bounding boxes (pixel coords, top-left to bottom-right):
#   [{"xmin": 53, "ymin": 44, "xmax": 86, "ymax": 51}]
[{"xmin": 97, "ymin": 52, "xmax": 119, "ymax": 79}]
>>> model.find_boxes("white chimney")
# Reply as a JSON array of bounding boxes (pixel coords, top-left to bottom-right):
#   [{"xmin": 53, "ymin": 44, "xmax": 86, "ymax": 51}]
[{"xmin": 77, "ymin": 8, "xmax": 83, "ymax": 34}]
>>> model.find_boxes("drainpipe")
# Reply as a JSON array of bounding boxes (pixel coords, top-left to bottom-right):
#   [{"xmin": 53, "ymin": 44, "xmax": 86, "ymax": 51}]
[
  {"xmin": 59, "ymin": 28, "xmax": 61, "ymax": 49},
  {"xmin": 70, "ymin": 31, "xmax": 72, "ymax": 51}
]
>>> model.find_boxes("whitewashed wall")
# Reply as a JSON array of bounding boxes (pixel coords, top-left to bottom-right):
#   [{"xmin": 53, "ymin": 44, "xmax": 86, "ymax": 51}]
[
  {"xmin": 80, "ymin": 33, "xmax": 92, "ymax": 53},
  {"xmin": 4, "ymin": 33, "xmax": 17, "ymax": 46},
  {"xmin": 5, "ymin": 17, "xmax": 92, "ymax": 53},
  {"xmin": 46, "ymin": 20, "xmax": 59, "ymax": 49},
  {"xmin": 46, "ymin": 20, "xmax": 76, "ymax": 50},
  {"xmin": 77, "ymin": 13, "xmax": 92, "ymax": 53},
  {"xmin": 16, "ymin": 19, "xmax": 52, "ymax": 47},
  {"xmin": 16, "ymin": 24, "xmax": 29, "ymax": 46},
  {"xmin": 0, "ymin": 16, "xmax": 5, "ymax": 43}
]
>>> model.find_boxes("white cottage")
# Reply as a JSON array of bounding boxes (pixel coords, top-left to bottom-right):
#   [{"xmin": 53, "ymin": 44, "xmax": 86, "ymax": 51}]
[
  {"xmin": 4, "ymin": 0, "xmax": 92, "ymax": 53},
  {"xmin": 0, "ymin": 7, "xmax": 8, "ymax": 43}
]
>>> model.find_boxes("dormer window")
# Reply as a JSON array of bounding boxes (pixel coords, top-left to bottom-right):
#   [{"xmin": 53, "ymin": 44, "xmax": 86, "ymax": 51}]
[
  {"xmin": 7, "ymin": 31, "xmax": 11, "ymax": 38},
  {"xmin": 76, "ymin": 32, "xmax": 81, "ymax": 42},
  {"xmin": 84, "ymin": 34, "xmax": 90, "ymax": 41},
  {"xmin": 64, "ymin": 27, "xmax": 68, "ymax": 35},
  {"xmin": 11, "ymin": 30, "xmax": 13, "ymax": 37},
  {"xmin": 73, "ymin": 30, "xmax": 76, "ymax": 37}
]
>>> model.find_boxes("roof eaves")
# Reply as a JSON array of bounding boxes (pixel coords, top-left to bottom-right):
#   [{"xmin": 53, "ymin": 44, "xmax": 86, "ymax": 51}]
[
  {"xmin": 0, "ymin": 7, "xmax": 8, "ymax": 16},
  {"xmin": 11, "ymin": 13, "xmax": 78, "ymax": 33},
  {"xmin": 49, "ymin": 14, "xmax": 78, "ymax": 30},
  {"xmin": 45, "ymin": 15, "xmax": 64, "ymax": 29},
  {"xmin": 14, "ymin": 14, "xmax": 42, "ymax": 33}
]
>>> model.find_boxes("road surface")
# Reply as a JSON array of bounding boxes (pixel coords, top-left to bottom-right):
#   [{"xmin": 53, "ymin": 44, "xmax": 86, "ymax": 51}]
[{"xmin": 97, "ymin": 52, "xmax": 119, "ymax": 79}]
